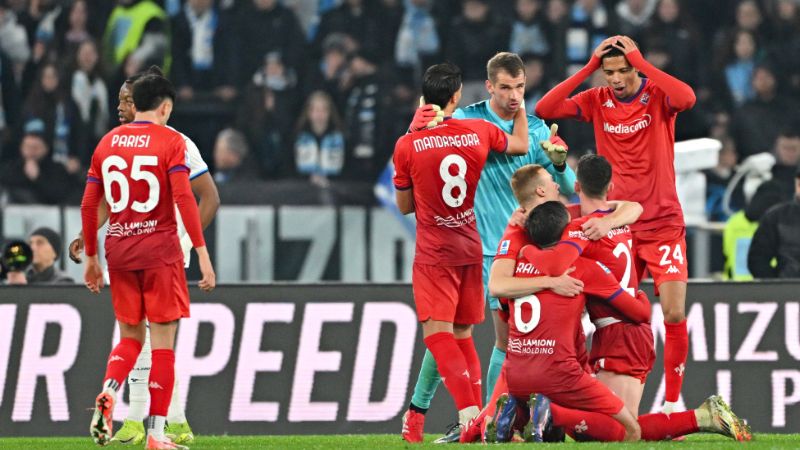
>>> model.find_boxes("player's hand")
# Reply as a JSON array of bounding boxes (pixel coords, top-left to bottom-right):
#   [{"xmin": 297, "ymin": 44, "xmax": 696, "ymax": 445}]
[
  {"xmin": 581, "ymin": 216, "xmax": 612, "ymax": 240},
  {"xmin": 508, "ymin": 207, "xmax": 526, "ymax": 227},
  {"xmin": 551, "ymin": 267, "xmax": 583, "ymax": 297},
  {"xmin": 68, "ymin": 234, "xmax": 84, "ymax": 263},
  {"xmin": 83, "ymin": 255, "xmax": 104, "ymax": 294},
  {"xmin": 540, "ymin": 124, "xmax": 568, "ymax": 166},
  {"xmin": 410, "ymin": 96, "xmax": 444, "ymax": 132},
  {"xmin": 196, "ymin": 246, "xmax": 216, "ymax": 292},
  {"xmin": 610, "ymin": 36, "xmax": 638, "ymax": 55}
]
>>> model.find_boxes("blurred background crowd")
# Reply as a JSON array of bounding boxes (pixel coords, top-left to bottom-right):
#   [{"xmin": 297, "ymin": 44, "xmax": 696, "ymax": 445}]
[{"xmin": 0, "ymin": 0, "xmax": 798, "ymax": 231}]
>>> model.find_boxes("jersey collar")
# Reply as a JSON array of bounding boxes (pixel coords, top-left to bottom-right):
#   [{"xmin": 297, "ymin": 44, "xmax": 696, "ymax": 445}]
[{"xmin": 617, "ymin": 78, "xmax": 648, "ymax": 104}]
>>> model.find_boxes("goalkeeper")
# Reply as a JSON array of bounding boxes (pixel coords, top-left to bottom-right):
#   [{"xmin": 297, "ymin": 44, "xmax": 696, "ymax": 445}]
[
  {"xmin": 68, "ymin": 66, "xmax": 220, "ymax": 446},
  {"xmin": 401, "ymin": 52, "xmax": 575, "ymax": 443}
]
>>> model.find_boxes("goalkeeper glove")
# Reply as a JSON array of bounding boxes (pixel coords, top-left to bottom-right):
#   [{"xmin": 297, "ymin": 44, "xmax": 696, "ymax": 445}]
[
  {"xmin": 409, "ymin": 96, "xmax": 444, "ymax": 132},
  {"xmin": 540, "ymin": 123, "xmax": 568, "ymax": 166}
]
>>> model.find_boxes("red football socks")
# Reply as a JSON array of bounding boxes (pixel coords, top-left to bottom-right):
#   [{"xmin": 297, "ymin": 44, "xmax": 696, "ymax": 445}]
[
  {"xmin": 424, "ymin": 332, "xmax": 478, "ymax": 411},
  {"xmin": 639, "ymin": 411, "xmax": 698, "ymax": 440},
  {"xmin": 664, "ymin": 320, "xmax": 689, "ymax": 403},
  {"xmin": 551, "ymin": 404, "xmax": 698, "ymax": 441},
  {"xmin": 103, "ymin": 337, "xmax": 142, "ymax": 389},
  {"xmin": 456, "ymin": 336, "xmax": 483, "ymax": 409},
  {"xmin": 148, "ymin": 349, "xmax": 176, "ymax": 417}
]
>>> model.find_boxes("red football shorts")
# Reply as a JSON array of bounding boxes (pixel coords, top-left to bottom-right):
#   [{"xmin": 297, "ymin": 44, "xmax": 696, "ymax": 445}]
[
  {"xmin": 109, "ymin": 260, "xmax": 190, "ymax": 324},
  {"xmin": 633, "ymin": 225, "xmax": 688, "ymax": 295},
  {"xmin": 590, "ymin": 322, "xmax": 655, "ymax": 383},
  {"xmin": 509, "ymin": 366, "xmax": 624, "ymax": 416},
  {"xmin": 412, "ymin": 262, "xmax": 484, "ymax": 325}
]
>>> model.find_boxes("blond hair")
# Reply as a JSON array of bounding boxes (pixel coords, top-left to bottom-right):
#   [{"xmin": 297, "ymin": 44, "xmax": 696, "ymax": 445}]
[{"xmin": 510, "ymin": 164, "xmax": 546, "ymax": 205}]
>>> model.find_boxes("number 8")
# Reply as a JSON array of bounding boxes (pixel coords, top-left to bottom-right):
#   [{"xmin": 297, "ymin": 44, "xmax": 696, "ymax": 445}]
[{"xmin": 439, "ymin": 154, "xmax": 467, "ymax": 207}]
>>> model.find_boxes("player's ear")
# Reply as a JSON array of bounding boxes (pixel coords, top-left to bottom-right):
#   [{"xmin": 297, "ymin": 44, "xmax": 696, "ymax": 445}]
[
  {"xmin": 574, "ymin": 181, "xmax": 581, "ymax": 194},
  {"xmin": 484, "ymin": 79, "xmax": 492, "ymax": 94},
  {"xmin": 607, "ymin": 181, "xmax": 614, "ymax": 194}
]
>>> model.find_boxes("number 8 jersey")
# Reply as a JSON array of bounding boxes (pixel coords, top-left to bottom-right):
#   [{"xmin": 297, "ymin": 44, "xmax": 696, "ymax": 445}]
[
  {"xmin": 87, "ymin": 121, "xmax": 189, "ymax": 271},
  {"xmin": 393, "ymin": 118, "xmax": 508, "ymax": 265}
]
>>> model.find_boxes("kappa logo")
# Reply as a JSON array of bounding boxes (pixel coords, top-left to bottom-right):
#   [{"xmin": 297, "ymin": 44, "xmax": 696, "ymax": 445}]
[
  {"xmin": 602, "ymin": 99, "xmax": 615, "ymax": 108},
  {"xmin": 666, "ymin": 265, "xmax": 680, "ymax": 274},
  {"xmin": 575, "ymin": 420, "xmax": 588, "ymax": 433},
  {"xmin": 108, "ymin": 355, "xmax": 124, "ymax": 363},
  {"xmin": 674, "ymin": 363, "xmax": 685, "ymax": 377},
  {"xmin": 149, "ymin": 381, "xmax": 164, "ymax": 390}
]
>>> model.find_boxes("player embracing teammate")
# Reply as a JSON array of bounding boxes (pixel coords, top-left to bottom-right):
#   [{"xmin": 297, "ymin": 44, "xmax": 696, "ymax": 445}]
[
  {"xmin": 81, "ymin": 73, "xmax": 215, "ymax": 449},
  {"xmin": 536, "ymin": 35, "xmax": 696, "ymax": 412}
]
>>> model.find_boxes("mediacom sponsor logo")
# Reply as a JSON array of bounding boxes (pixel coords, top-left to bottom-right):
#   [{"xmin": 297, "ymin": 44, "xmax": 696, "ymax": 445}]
[{"xmin": 603, "ymin": 114, "xmax": 651, "ymax": 134}]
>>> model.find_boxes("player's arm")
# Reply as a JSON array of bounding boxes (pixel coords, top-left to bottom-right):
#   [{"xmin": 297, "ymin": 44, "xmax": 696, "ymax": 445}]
[
  {"xmin": 80, "ymin": 175, "xmax": 104, "ymax": 293},
  {"xmin": 488, "ymin": 258, "xmax": 583, "ymax": 298},
  {"xmin": 584, "ymin": 261, "xmax": 651, "ymax": 323},
  {"xmin": 171, "ymin": 168, "xmax": 215, "ymax": 291},
  {"xmin": 504, "ymin": 105, "xmax": 530, "ymax": 155},
  {"xmin": 581, "ymin": 201, "xmax": 643, "ymax": 240},
  {"xmin": 612, "ymin": 36, "xmax": 696, "ymax": 112},
  {"xmin": 392, "ymin": 137, "xmax": 414, "ymax": 214},
  {"xmin": 747, "ymin": 210, "xmax": 779, "ymax": 278},
  {"xmin": 520, "ymin": 242, "xmax": 583, "ymax": 276},
  {"xmin": 190, "ymin": 172, "xmax": 220, "ymax": 229},
  {"xmin": 395, "ymin": 188, "xmax": 414, "ymax": 214}
]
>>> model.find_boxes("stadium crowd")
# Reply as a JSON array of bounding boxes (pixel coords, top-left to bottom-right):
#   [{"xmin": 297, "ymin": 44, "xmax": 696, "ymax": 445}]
[{"xmin": 0, "ymin": 0, "xmax": 798, "ymax": 277}]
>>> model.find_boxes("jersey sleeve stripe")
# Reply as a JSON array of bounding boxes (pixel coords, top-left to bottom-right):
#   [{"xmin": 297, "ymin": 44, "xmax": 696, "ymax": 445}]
[
  {"xmin": 394, "ymin": 184, "xmax": 412, "ymax": 191},
  {"xmin": 606, "ymin": 287, "xmax": 624, "ymax": 302},
  {"xmin": 87, "ymin": 176, "xmax": 101, "ymax": 184},
  {"xmin": 189, "ymin": 168, "xmax": 209, "ymax": 180},
  {"xmin": 168, "ymin": 165, "xmax": 190, "ymax": 174},
  {"xmin": 559, "ymin": 240, "xmax": 583, "ymax": 254}
]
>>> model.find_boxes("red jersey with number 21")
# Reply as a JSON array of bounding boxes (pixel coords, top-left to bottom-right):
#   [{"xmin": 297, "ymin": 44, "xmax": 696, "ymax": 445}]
[
  {"xmin": 87, "ymin": 122, "xmax": 189, "ymax": 271},
  {"xmin": 393, "ymin": 118, "xmax": 507, "ymax": 266}
]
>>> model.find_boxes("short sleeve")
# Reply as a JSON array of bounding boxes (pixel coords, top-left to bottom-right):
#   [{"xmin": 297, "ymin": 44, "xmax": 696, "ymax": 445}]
[
  {"xmin": 571, "ymin": 89, "xmax": 596, "ymax": 122},
  {"xmin": 494, "ymin": 227, "xmax": 525, "ymax": 261},
  {"xmin": 392, "ymin": 137, "xmax": 411, "ymax": 190},
  {"xmin": 183, "ymin": 134, "xmax": 209, "ymax": 179},
  {"xmin": 166, "ymin": 132, "xmax": 190, "ymax": 175},
  {"xmin": 484, "ymin": 121, "xmax": 508, "ymax": 153}
]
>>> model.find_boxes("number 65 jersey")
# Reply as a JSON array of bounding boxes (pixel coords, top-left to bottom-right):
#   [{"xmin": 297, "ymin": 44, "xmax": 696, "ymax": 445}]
[
  {"xmin": 87, "ymin": 121, "xmax": 189, "ymax": 271},
  {"xmin": 393, "ymin": 118, "xmax": 508, "ymax": 266}
]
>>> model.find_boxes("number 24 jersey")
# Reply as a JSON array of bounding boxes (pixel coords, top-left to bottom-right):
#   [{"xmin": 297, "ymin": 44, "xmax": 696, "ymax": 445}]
[
  {"xmin": 87, "ymin": 122, "xmax": 189, "ymax": 271},
  {"xmin": 393, "ymin": 118, "xmax": 508, "ymax": 266}
]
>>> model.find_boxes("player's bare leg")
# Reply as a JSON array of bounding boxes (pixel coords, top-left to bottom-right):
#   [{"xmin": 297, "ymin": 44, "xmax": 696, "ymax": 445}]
[
  {"xmin": 596, "ymin": 370, "xmax": 645, "ymax": 416},
  {"xmin": 659, "ymin": 280, "xmax": 688, "ymax": 413},
  {"xmin": 91, "ymin": 321, "xmax": 145, "ymax": 445},
  {"xmin": 611, "ymin": 406, "xmax": 641, "ymax": 441},
  {"xmin": 145, "ymin": 321, "xmax": 185, "ymax": 449}
]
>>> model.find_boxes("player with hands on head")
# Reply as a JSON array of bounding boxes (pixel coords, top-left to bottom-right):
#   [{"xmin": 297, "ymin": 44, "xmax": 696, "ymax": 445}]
[
  {"xmin": 535, "ymin": 34, "xmax": 697, "ymax": 413},
  {"xmin": 82, "ymin": 72, "xmax": 214, "ymax": 450}
]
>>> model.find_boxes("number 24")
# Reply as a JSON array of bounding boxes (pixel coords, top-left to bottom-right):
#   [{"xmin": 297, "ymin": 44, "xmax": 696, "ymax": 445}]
[{"xmin": 659, "ymin": 244, "xmax": 684, "ymax": 266}]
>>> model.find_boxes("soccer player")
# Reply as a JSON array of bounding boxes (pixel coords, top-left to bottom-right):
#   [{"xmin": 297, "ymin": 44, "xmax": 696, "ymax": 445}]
[
  {"xmin": 393, "ymin": 62, "xmax": 529, "ymax": 442},
  {"xmin": 521, "ymin": 154, "xmax": 651, "ymax": 414},
  {"xmin": 535, "ymin": 35, "xmax": 697, "ymax": 412},
  {"xmin": 81, "ymin": 73, "xmax": 215, "ymax": 450},
  {"xmin": 402, "ymin": 52, "xmax": 576, "ymax": 442},
  {"xmin": 497, "ymin": 201, "xmax": 750, "ymax": 443},
  {"xmin": 69, "ymin": 66, "xmax": 219, "ymax": 445}
]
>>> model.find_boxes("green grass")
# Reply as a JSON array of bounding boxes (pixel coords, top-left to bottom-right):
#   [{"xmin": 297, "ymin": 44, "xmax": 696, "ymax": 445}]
[{"xmin": 0, "ymin": 434, "xmax": 797, "ymax": 449}]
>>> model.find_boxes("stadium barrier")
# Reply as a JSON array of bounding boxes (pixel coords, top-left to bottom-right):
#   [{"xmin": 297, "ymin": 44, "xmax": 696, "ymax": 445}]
[{"xmin": 0, "ymin": 281, "xmax": 798, "ymax": 436}]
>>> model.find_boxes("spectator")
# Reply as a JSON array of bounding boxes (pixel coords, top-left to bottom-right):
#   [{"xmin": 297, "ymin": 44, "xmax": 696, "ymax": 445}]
[
  {"xmin": 704, "ymin": 136, "xmax": 740, "ymax": 221},
  {"xmin": 101, "ymin": 0, "xmax": 170, "ymax": 77},
  {"xmin": 341, "ymin": 52, "xmax": 385, "ymax": 182},
  {"xmin": 0, "ymin": 50, "xmax": 22, "ymax": 161},
  {"xmin": 213, "ymin": 128, "xmax": 258, "ymax": 184},
  {"xmin": 26, "ymin": 227, "xmax": 73, "ymax": 284},
  {"xmin": 394, "ymin": 0, "xmax": 440, "ymax": 73},
  {"xmin": 564, "ymin": 0, "xmax": 611, "ymax": 74},
  {"xmin": 171, "ymin": 0, "xmax": 238, "ymax": 102},
  {"xmin": 70, "ymin": 39, "xmax": 108, "ymax": 148},
  {"xmin": 731, "ymin": 64, "xmax": 799, "ymax": 159},
  {"xmin": 22, "ymin": 62, "xmax": 85, "ymax": 170},
  {"xmin": 721, "ymin": 29, "xmax": 761, "ymax": 107},
  {"xmin": 53, "ymin": 0, "xmax": 93, "ymax": 59},
  {"xmin": 0, "ymin": 1, "xmax": 31, "ymax": 78},
  {"xmin": 614, "ymin": 0, "xmax": 657, "ymax": 43},
  {"xmin": 723, "ymin": 179, "xmax": 785, "ymax": 280},
  {"xmin": 543, "ymin": 0, "xmax": 570, "ymax": 80},
  {"xmin": 509, "ymin": 0, "xmax": 550, "ymax": 58},
  {"xmin": 644, "ymin": 0, "xmax": 703, "ymax": 88},
  {"xmin": 306, "ymin": 33, "xmax": 354, "ymax": 111},
  {"xmin": 235, "ymin": 0, "xmax": 306, "ymax": 87},
  {"xmin": 770, "ymin": 127, "xmax": 800, "ymax": 198},
  {"xmin": 766, "ymin": 0, "xmax": 800, "ymax": 96},
  {"xmin": 1, "ymin": 239, "xmax": 32, "ymax": 285},
  {"xmin": 312, "ymin": 0, "xmax": 378, "ymax": 62},
  {"xmin": 446, "ymin": 0, "xmax": 510, "ymax": 104},
  {"xmin": 293, "ymin": 90, "xmax": 345, "ymax": 186},
  {"xmin": 747, "ymin": 167, "xmax": 800, "ymax": 278},
  {"xmin": 0, "ymin": 129, "xmax": 75, "ymax": 204},
  {"xmin": 522, "ymin": 53, "xmax": 548, "ymax": 109}
]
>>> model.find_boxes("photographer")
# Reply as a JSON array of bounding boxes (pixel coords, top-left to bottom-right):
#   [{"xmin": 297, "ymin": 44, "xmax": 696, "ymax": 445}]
[{"xmin": 1, "ymin": 240, "xmax": 32, "ymax": 285}]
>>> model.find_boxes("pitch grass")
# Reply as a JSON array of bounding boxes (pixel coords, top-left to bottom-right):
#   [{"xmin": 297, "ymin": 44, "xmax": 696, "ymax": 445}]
[{"xmin": 0, "ymin": 434, "xmax": 797, "ymax": 449}]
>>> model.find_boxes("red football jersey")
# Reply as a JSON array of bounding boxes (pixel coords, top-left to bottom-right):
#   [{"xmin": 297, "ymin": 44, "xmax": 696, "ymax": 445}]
[
  {"xmin": 571, "ymin": 79, "xmax": 683, "ymax": 231},
  {"xmin": 393, "ymin": 118, "xmax": 507, "ymax": 265},
  {"xmin": 493, "ymin": 223, "xmax": 528, "ymax": 262},
  {"xmin": 87, "ymin": 122, "xmax": 189, "ymax": 271},
  {"xmin": 502, "ymin": 257, "xmax": 627, "ymax": 392}
]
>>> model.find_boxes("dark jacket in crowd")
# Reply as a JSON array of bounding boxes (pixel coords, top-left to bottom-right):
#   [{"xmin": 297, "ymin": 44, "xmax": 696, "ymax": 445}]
[
  {"xmin": 26, "ymin": 265, "xmax": 74, "ymax": 284},
  {"xmin": 0, "ymin": 157, "xmax": 75, "ymax": 204},
  {"xmin": 748, "ymin": 197, "xmax": 800, "ymax": 278}
]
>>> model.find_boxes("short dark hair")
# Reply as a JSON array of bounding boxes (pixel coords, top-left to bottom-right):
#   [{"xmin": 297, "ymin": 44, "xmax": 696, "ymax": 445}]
[
  {"xmin": 131, "ymin": 74, "xmax": 176, "ymax": 112},
  {"xmin": 125, "ymin": 65, "xmax": 165, "ymax": 85},
  {"xmin": 577, "ymin": 154, "xmax": 612, "ymax": 198},
  {"xmin": 526, "ymin": 201, "xmax": 570, "ymax": 248},
  {"xmin": 422, "ymin": 63, "xmax": 462, "ymax": 109},
  {"xmin": 600, "ymin": 39, "xmax": 638, "ymax": 65},
  {"xmin": 487, "ymin": 52, "xmax": 525, "ymax": 83}
]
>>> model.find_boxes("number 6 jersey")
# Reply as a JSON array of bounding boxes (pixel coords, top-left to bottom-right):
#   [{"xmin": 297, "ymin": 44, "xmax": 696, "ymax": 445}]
[
  {"xmin": 393, "ymin": 118, "xmax": 508, "ymax": 266},
  {"xmin": 86, "ymin": 121, "xmax": 191, "ymax": 271}
]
